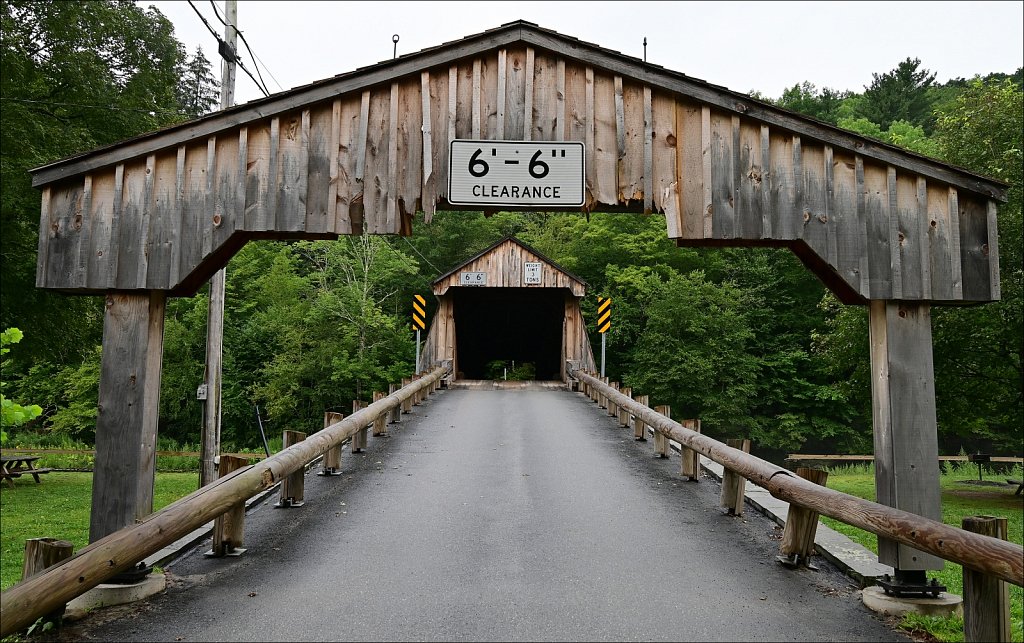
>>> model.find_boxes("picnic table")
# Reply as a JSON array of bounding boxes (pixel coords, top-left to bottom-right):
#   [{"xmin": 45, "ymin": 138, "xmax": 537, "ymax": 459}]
[{"xmin": 0, "ymin": 455, "xmax": 52, "ymax": 487}]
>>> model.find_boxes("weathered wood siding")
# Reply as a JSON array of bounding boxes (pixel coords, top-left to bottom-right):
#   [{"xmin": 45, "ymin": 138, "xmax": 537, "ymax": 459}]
[
  {"xmin": 432, "ymin": 238, "xmax": 586, "ymax": 297},
  {"xmin": 34, "ymin": 41, "xmax": 1002, "ymax": 303}
]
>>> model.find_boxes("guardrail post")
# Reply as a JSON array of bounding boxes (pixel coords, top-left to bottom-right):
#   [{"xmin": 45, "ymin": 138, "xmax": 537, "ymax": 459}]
[
  {"xmin": 351, "ymin": 401, "xmax": 368, "ymax": 452},
  {"xmin": 401, "ymin": 379, "xmax": 413, "ymax": 413},
  {"xmin": 319, "ymin": 412, "xmax": 345, "ymax": 476},
  {"xmin": 608, "ymin": 382, "xmax": 619, "ymax": 417},
  {"xmin": 963, "ymin": 516, "xmax": 1011, "ymax": 642},
  {"xmin": 601, "ymin": 377, "xmax": 610, "ymax": 409},
  {"xmin": 413, "ymin": 374, "xmax": 423, "ymax": 405},
  {"xmin": 389, "ymin": 383, "xmax": 401, "ymax": 424},
  {"xmin": 373, "ymin": 392, "xmax": 387, "ymax": 436},
  {"xmin": 776, "ymin": 467, "xmax": 828, "ymax": 568},
  {"xmin": 720, "ymin": 438, "xmax": 751, "ymax": 515},
  {"xmin": 21, "ymin": 538, "xmax": 74, "ymax": 623},
  {"xmin": 679, "ymin": 419, "xmax": 701, "ymax": 481},
  {"xmin": 633, "ymin": 395, "xmax": 649, "ymax": 441},
  {"xmin": 653, "ymin": 405, "xmax": 671, "ymax": 457},
  {"xmin": 590, "ymin": 372, "xmax": 599, "ymax": 403},
  {"xmin": 208, "ymin": 455, "xmax": 251, "ymax": 556},
  {"xmin": 618, "ymin": 387, "xmax": 632, "ymax": 427},
  {"xmin": 276, "ymin": 431, "xmax": 307, "ymax": 508}
]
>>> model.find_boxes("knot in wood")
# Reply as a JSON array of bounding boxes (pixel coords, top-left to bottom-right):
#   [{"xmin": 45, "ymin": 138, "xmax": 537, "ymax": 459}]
[
  {"xmin": 982, "ymin": 243, "xmax": 990, "ymax": 256},
  {"xmin": 930, "ymin": 219, "xmax": 938, "ymax": 229},
  {"xmin": 73, "ymin": 214, "xmax": 83, "ymax": 231},
  {"xmin": 212, "ymin": 214, "xmax": 223, "ymax": 227},
  {"xmin": 898, "ymin": 231, "xmax": 906, "ymax": 245},
  {"xmin": 802, "ymin": 209, "xmax": 811, "ymax": 223},
  {"xmin": 817, "ymin": 214, "xmax": 828, "ymax": 223},
  {"xmin": 665, "ymin": 133, "xmax": 677, "ymax": 147}
]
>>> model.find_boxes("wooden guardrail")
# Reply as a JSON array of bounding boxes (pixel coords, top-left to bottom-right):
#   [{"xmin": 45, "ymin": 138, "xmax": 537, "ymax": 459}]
[
  {"xmin": 568, "ymin": 366, "xmax": 1024, "ymax": 588},
  {"xmin": 0, "ymin": 449, "xmax": 270, "ymax": 460},
  {"xmin": 0, "ymin": 364, "xmax": 449, "ymax": 637}
]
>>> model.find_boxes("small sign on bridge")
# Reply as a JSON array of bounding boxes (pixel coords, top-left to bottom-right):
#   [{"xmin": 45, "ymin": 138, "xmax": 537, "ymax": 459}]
[{"xmin": 448, "ymin": 140, "xmax": 585, "ymax": 207}]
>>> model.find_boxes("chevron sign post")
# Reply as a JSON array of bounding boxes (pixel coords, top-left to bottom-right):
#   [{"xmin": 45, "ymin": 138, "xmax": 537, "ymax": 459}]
[
  {"xmin": 413, "ymin": 295, "xmax": 427, "ymax": 372},
  {"xmin": 597, "ymin": 296, "xmax": 611, "ymax": 376}
]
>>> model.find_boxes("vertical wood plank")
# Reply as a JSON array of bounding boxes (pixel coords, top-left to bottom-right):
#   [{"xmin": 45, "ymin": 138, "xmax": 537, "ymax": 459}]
[
  {"xmin": 355, "ymin": 91, "xmax": 371, "ymax": 184},
  {"xmin": 479, "ymin": 54, "xmax": 498, "ymax": 140},
  {"xmin": 213, "ymin": 132, "xmax": 241, "ymax": 252},
  {"xmin": 584, "ymin": 67, "xmax": 594, "ymax": 205},
  {"xmin": 274, "ymin": 112, "xmax": 308, "ymax": 232},
  {"xmin": 167, "ymin": 146, "xmax": 186, "ymax": 287},
  {"xmin": 643, "ymin": 86, "xmax": 653, "ymax": 213},
  {"xmin": 115, "ymin": 160, "xmax": 147, "ymax": 289},
  {"xmin": 887, "ymin": 167, "xmax": 904, "ymax": 300},
  {"xmin": 760, "ymin": 125, "xmax": 772, "ymax": 239},
  {"xmin": 472, "ymin": 58, "xmax": 482, "ymax": 139},
  {"xmin": 495, "ymin": 49, "xmax": 506, "ymax": 138},
  {"xmin": 35, "ymin": 186, "xmax": 52, "ymax": 288},
  {"xmin": 364, "ymin": 89, "xmax": 392, "ymax": 234},
  {"xmin": 328, "ymin": 101, "xmax": 342, "ymax": 234},
  {"xmin": 651, "ymin": 92, "xmax": 677, "ymax": 231},
  {"xmin": 701, "ymin": 106, "xmax": 713, "ymax": 238},
  {"xmin": 555, "ymin": 59, "xmax": 565, "ymax": 142},
  {"xmin": 202, "ymin": 140, "xmax": 215, "ymax": 258},
  {"xmin": 736, "ymin": 121, "xmax": 763, "ymax": 239},
  {"xmin": 613, "ymin": 76, "xmax": 625, "ymax": 159},
  {"xmin": 524, "ymin": 48, "xmax": 535, "ymax": 141},
  {"xmin": 243, "ymin": 123, "xmax": 269, "ymax": 231},
  {"xmin": 896, "ymin": 172, "xmax": 923, "ymax": 299},
  {"xmin": 305, "ymin": 106, "xmax": 333, "ymax": 234},
  {"xmin": 397, "ymin": 79, "xmax": 422, "ymax": 233},
  {"xmin": 387, "ymin": 82, "xmax": 399, "ymax": 233},
  {"xmin": 333, "ymin": 97, "xmax": 362, "ymax": 235},
  {"xmin": 532, "ymin": 54, "xmax": 557, "ymax": 141},
  {"xmin": 855, "ymin": 156, "xmax": 871, "ymax": 297},
  {"xmin": 958, "ymin": 197, "xmax": 992, "ymax": 300},
  {"xmin": 799, "ymin": 145, "xmax": 828, "ymax": 260},
  {"xmin": 564, "ymin": 62, "xmax": 587, "ymax": 144},
  {"xmin": 619, "ymin": 82, "xmax": 645, "ymax": 205},
  {"xmin": 74, "ymin": 175, "xmax": 93, "ymax": 289},
  {"xmin": 824, "ymin": 146, "xmax": 838, "ymax": 266},
  {"xmin": 592, "ymin": 73, "xmax": 617, "ymax": 206},
  {"xmin": 948, "ymin": 188, "xmax": 963, "ymax": 299},
  {"xmin": 86, "ymin": 173, "xmax": 119, "ymax": 289},
  {"xmin": 147, "ymin": 153, "xmax": 176, "ymax": 289},
  {"xmin": 710, "ymin": 112, "xmax": 735, "ymax": 239},
  {"xmin": 833, "ymin": 151, "xmax": 861, "ymax": 291},
  {"xmin": 421, "ymin": 72, "xmax": 433, "ymax": 194},
  {"xmin": 140, "ymin": 154, "xmax": 156, "ymax": 286},
  {"xmin": 926, "ymin": 183, "xmax": 954, "ymax": 301},
  {"xmin": 678, "ymin": 101, "xmax": 703, "ymax": 239},
  {"xmin": 428, "ymin": 69, "xmax": 451, "ymax": 220},
  {"xmin": 987, "ymin": 200, "xmax": 1001, "ymax": 300},
  {"xmin": 864, "ymin": 164, "xmax": 893, "ymax": 299},
  {"xmin": 504, "ymin": 48, "xmax": 526, "ymax": 140},
  {"xmin": 917, "ymin": 177, "xmax": 932, "ymax": 298}
]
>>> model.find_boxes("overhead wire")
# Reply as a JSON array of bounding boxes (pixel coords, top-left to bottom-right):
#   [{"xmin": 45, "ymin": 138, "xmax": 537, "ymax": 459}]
[
  {"xmin": 186, "ymin": 0, "xmax": 269, "ymax": 98},
  {"xmin": 0, "ymin": 97, "xmax": 187, "ymax": 115},
  {"xmin": 208, "ymin": 0, "xmax": 280, "ymax": 94}
]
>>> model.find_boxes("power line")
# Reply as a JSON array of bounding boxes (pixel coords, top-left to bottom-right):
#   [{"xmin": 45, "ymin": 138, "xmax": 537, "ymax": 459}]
[
  {"xmin": 0, "ymin": 97, "xmax": 187, "ymax": 115},
  {"xmin": 402, "ymin": 236, "xmax": 441, "ymax": 274},
  {"xmin": 186, "ymin": 0, "xmax": 268, "ymax": 98},
  {"xmin": 208, "ymin": 1, "xmax": 279, "ymax": 94}
]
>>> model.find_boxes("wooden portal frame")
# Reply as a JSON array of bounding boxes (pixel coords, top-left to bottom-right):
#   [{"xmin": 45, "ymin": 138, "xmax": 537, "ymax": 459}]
[{"xmin": 29, "ymin": 21, "xmax": 1006, "ymax": 571}]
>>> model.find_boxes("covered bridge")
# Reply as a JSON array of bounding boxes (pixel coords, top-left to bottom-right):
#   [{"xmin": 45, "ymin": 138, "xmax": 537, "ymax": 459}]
[
  {"xmin": 419, "ymin": 236, "xmax": 596, "ymax": 381},
  {"xmin": 27, "ymin": 19, "xmax": 1008, "ymax": 580}
]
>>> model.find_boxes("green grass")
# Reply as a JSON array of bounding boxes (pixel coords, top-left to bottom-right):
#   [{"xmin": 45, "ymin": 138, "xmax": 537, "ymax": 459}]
[
  {"xmin": 0, "ymin": 471, "xmax": 198, "ymax": 591},
  {"xmin": 822, "ymin": 462, "xmax": 1024, "ymax": 643}
]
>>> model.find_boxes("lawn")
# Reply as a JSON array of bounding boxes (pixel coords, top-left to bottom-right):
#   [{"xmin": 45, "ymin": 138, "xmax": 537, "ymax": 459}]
[
  {"xmin": 0, "ymin": 472, "xmax": 198, "ymax": 591},
  {"xmin": 822, "ymin": 462, "xmax": 1024, "ymax": 643}
]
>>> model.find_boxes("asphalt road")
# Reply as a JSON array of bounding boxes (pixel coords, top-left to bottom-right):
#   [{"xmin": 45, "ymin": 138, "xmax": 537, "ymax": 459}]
[{"xmin": 64, "ymin": 387, "xmax": 908, "ymax": 642}]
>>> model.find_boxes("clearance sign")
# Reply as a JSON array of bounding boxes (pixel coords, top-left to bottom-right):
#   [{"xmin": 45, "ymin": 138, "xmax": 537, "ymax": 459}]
[{"xmin": 448, "ymin": 140, "xmax": 585, "ymax": 207}]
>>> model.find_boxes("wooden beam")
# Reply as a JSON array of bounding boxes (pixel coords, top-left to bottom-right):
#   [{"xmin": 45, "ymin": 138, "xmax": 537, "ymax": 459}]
[
  {"xmin": 89, "ymin": 291, "xmax": 165, "ymax": 542},
  {"xmin": 869, "ymin": 300, "xmax": 943, "ymax": 571}
]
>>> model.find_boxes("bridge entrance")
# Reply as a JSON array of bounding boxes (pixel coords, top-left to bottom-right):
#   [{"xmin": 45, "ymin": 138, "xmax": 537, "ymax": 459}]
[{"xmin": 452, "ymin": 287, "xmax": 564, "ymax": 380}]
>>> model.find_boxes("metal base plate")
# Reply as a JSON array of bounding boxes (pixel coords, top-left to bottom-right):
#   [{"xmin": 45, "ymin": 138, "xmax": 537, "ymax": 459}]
[
  {"xmin": 204, "ymin": 547, "xmax": 247, "ymax": 558},
  {"xmin": 274, "ymin": 500, "xmax": 305, "ymax": 508},
  {"xmin": 876, "ymin": 574, "xmax": 946, "ymax": 598},
  {"xmin": 317, "ymin": 469, "xmax": 343, "ymax": 476},
  {"xmin": 775, "ymin": 554, "xmax": 819, "ymax": 571}
]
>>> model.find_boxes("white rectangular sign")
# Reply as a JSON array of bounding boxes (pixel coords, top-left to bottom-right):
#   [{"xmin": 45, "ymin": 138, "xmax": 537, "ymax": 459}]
[
  {"xmin": 459, "ymin": 271, "xmax": 487, "ymax": 286},
  {"xmin": 448, "ymin": 140, "xmax": 585, "ymax": 207},
  {"xmin": 524, "ymin": 262, "xmax": 542, "ymax": 284}
]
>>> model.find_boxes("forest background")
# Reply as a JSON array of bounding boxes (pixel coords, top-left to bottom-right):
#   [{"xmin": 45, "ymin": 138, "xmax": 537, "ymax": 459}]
[{"xmin": 1, "ymin": 0, "xmax": 1021, "ymax": 462}]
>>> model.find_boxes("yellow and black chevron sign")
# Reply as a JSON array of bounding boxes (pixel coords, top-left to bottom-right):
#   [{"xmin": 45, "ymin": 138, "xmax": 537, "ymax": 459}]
[
  {"xmin": 597, "ymin": 296, "xmax": 611, "ymax": 333},
  {"xmin": 412, "ymin": 294, "xmax": 426, "ymax": 331}
]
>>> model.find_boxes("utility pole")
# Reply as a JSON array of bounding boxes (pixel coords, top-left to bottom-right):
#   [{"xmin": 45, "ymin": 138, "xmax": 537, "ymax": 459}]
[{"xmin": 200, "ymin": 0, "xmax": 237, "ymax": 487}]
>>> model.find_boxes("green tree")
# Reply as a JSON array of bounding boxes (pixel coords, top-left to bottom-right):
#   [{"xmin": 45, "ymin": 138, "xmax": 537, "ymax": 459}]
[
  {"xmin": 176, "ymin": 46, "xmax": 220, "ymax": 118},
  {"xmin": 776, "ymin": 81, "xmax": 851, "ymax": 124},
  {"xmin": 859, "ymin": 57, "xmax": 937, "ymax": 132},
  {"xmin": 0, "ymin": 329, "xmax": 42, "ymax": 442}
]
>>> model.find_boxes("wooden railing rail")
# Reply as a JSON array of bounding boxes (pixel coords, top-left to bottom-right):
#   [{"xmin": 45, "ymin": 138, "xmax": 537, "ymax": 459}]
[
  {"xmin": 788, "ymin": 454, "xmax": 1023, "ymax": 463},
  {"xmin": 0, "ymin": 448, "xmax": 270, "ymax": 460},
  {"xmin": 0, "ymin": 364, "xmax": 449, "ymax": 638},
  {"xmin": 568, "ymin": 366, "xmax": 1024, "ymax": 588}
]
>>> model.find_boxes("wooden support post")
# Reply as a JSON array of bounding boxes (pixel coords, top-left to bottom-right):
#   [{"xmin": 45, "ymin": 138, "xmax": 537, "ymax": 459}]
[
  {"xmin": 720, "ymin": 438, "xmax": 751, "ymax": 515},
  {"xmin": 608, "ymin": 382, "xmax": 619, "ymax": 417},
  {"xmin": 618, "ymin": 387, "xmax": 632, "ymax": 427},
  {"xmin": 90, "ymin": 291, "xmax": 166, "ymax": 543},
  {"xmin": 372, "ymin": 392, "xmax": 387, "ymax": 436},
  {"xmin": 679, "ymin": 419, "xmax": 702, "ymax": 480},
  {"xmin": 869, "ymin": 300, "xmax": 943, "ymax": 571},
  {"xmin": 208, "ymin": 455, "xmax": 250, "ymax": 556},
  {"xmin": 21, "ymin": 538, "xmax": 74, "ymax": 623},
  {"xmin": 653, "ymin": 405, "xmax": 671, "ymax": 457},
  {"xmin": 388, "ymin": 383, "xmax": 401, "ymax": 424},
  {"xmin": 633, "ymin": 395, "xmax": 649, "ymax": 441},
  {"xmin": 777, "ymin": 467, "xmax": 829, "ymax": 568},
  {"xmin": 600, "ymin": 377, "xmax": 610, "ymax": 409},
  {"xmin": 401, "ymin": 379, "xmax": 413, "ymax": 413},
  {"xmin": 351, "ymin": 400, "xmax": 368, "ymax": 452},
  {"xmin": 413, "ymin": 374, "xmax": 423, "ymax": 405},
  {"xmin": 962, "ymin": 516, "xmax": 1011, "ymax": 642},
  {"xmin": 319, "ymin": 411, "xmax": 344, "ymax": 476},
  {"xmin": 276, "ymin": 431, "xmax": 306, "ymax": 508}
]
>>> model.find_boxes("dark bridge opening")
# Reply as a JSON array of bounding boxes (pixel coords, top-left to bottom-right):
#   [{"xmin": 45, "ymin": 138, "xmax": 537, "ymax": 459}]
[{"xmin": 452, "ymin": 287, "xmax": 565, "ymax": 380}]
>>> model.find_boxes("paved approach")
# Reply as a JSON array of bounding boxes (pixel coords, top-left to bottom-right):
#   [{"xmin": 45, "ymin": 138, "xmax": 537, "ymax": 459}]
[{"xmin": 66, "ymin": 387, "xmax": 907, "ymax": 642}]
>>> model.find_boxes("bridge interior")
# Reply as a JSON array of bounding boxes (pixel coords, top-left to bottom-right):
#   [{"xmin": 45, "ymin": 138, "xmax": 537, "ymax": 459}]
[{"xmin": 452, "ymin": 287, "xmax": 565, "ymax": 380}]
